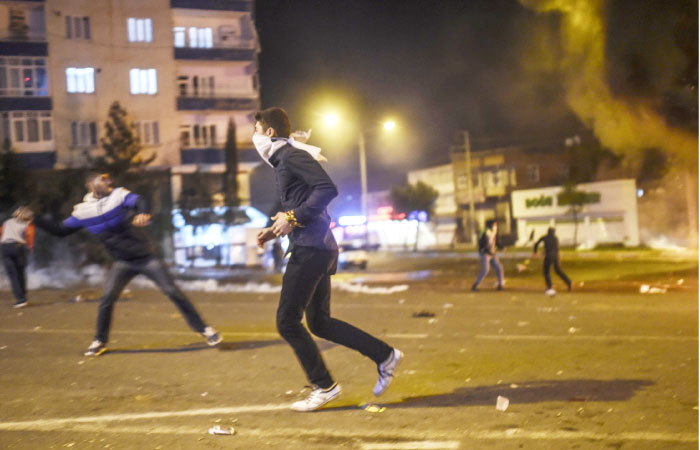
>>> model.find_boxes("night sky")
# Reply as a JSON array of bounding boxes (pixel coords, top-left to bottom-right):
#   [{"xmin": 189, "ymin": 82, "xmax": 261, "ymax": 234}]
[{"xmin": 251, "ymin": 0, "xmax": 697, "ymax": 216}]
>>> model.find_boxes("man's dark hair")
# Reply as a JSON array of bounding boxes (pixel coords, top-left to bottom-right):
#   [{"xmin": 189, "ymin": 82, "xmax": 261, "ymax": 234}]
[
  {"xmin": 85, "ymin": 171, "xmax": 108, "ymax": 186},
  {"xmin": 485, "ymin": 219, "xmax": 496, "ymax": 229},
  {"xmin": 255, "ymin": 107, "xmax": 291, "ymax": 138}
]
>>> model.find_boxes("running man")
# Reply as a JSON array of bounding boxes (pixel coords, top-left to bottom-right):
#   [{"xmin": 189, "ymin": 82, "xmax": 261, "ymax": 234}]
[
  {"xmin": 532, "ymin": 227, "xmax": 572, "ymax": 295},
  {"xmin": 253, "ymin": 107, "xmax": 403, "ymax": 412}
]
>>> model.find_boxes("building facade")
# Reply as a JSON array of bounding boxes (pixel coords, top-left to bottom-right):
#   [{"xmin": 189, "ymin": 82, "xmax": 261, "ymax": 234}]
[{"xmin": 0, "ymin": 0, "xmax": 259, "ymax": 203}]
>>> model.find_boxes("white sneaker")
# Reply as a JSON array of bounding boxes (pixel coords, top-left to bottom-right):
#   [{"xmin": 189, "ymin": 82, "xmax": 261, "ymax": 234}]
[
  {"xmin": 84, "ymin": 340, "xmax": 106, "ymax": 356},
  {"xmin": 545, "ymin": 288, "xmax": 557, "ymax": 296},
  {"xmin": 202, "ymin": 326, "xmax": 222, "ymax": 346},
  {"xmin": 291, "ymin": 384, "xmax": 341, "ymax": 412},
  {"xmin": 373, "ymin": 348, "xmax": 403, "ymax": 396}
]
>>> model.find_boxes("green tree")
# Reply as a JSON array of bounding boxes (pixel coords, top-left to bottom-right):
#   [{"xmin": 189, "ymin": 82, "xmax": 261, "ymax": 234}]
[
  {"xmin": 89, "ymin": 101, "xmax": 155, "ymax": 183},
  {"xmin": 0, "ymin": 139, "xmax": 29, "ymax": 213},
  {"xmin": 557, "ymin": 183, "xmax": 600, "ymax": 248},
  {"xmin": 223, "ymin": 118, "xmax": 239, "ymax": 206},
  {"xmin": 389, "ymin": 181, "xmax": 438, "ymax": 251}
]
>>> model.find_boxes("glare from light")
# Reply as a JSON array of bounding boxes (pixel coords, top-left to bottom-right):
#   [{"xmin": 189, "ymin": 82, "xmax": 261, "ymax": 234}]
[
  {"xmin": 323, "ymin": 113, "xmax": 340, "ymax": 128},
  {"xmin": 383, "ymin": 120, "xmax": 396, "ymax": 131}
]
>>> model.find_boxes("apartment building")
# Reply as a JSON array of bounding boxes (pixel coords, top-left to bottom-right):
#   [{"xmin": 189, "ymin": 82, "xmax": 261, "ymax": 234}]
[{"xmin": 0, "ymin": 0, "xmax": 259, "ymax": 203}]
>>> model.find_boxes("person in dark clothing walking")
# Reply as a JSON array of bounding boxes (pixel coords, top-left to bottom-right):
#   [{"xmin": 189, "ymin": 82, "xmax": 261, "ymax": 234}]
[
  {"xmin": 532, "ymin": 227, "xmax": 572, "ymax": 295},
  {"xmin": 253, "ymin": 107, "xmax": 402, "ymax": 412},
  {"xmin": 472, "ymin": 219, "xmax": 504, "ymax": 291},
  {"xmin": 1, "ymin": 206, "xmax": 35, "ymax": 308},
  {"xmin": 34, "ymin": 172, "xmax": 222, "ymax": 356}
]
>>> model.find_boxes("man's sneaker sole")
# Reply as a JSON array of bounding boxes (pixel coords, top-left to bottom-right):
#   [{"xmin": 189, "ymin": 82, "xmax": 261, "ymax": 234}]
[
  {"xmin": 84, "ymin": 347, "xmax": 106, "ymax": 357},
  {"xmin": 12, "ymin": 301, "xmax": 27, "ymax": 308}
]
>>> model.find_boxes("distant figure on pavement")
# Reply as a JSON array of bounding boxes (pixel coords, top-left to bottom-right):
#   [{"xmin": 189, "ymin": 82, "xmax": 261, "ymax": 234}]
[
  {"xmin": 1, "ymin": 206, "xmax": 35, "ymax": 308},
  {"xmin": 254, "ymin": 107, "xmax": 402, "ymax": 412},
  {"xmin": 472, "ymin": 219, "xmax": 504, "ymax": 291},
  {"xmin": 532, "ymin": 227, "xmax": 572, "ymax": 296},
  {"xmin": 34, "ymin": 172, "xmax": 222, "ymax": 356}
]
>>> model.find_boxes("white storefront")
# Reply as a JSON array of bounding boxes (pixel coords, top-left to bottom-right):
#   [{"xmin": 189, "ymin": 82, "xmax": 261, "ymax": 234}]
[{"xmin": 511, "ymin": 179, "xmax": 639, "ymax": 248}]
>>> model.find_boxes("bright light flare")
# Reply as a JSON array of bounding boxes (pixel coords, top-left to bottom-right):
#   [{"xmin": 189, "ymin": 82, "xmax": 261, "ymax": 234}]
[
  {"xmin": 323, "ymin": 113, "xmax": 340, "ymax": 128},
  {"xmin": 383, "ymin": 120, "xmax": 396, "ymax": 131}
]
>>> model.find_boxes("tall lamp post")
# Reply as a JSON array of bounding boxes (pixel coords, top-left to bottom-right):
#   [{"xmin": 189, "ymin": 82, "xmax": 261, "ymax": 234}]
[{"xmin": 322, "ymin": 114, "xmax": 396, "ymax": 244}]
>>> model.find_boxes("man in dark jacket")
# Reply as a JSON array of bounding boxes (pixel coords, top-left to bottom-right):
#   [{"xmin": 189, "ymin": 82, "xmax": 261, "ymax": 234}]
[
  {"xmin": 532, "ymin": 227, "xmax": 572, "ymax": 295},
  {"xmin": 254, "ymin": 107, "xmax": 402, "ymax": 412},
  {"xmin": 35, "ymin": 172, "xmax": 221, "ymax": 356},
  {"xmin": 472, "ymin": 219, "xmax": 504, "ymax": 291}
]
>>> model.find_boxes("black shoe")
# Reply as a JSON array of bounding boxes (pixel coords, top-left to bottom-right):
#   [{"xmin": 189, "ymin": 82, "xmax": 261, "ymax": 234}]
[
  {"xmin": 471, "ymin": 284, "xmax": 478, "ymax": 291},
  {"xmin": 567, "ymin": 282, "xmax": 572, "ymax": 292},
  {"xmin": 12, "ymin": 300, "xmax": 27, "ymax": 308},
  {"xmin": 497, "ymin": 285, "xmax": 504, "ymax": 291}
]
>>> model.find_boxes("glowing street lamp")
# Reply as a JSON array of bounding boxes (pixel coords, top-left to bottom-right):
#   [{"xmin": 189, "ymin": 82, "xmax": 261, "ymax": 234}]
[{"xmin": 323, "ymin": 113, "xmax": 340, "ymax": 128}]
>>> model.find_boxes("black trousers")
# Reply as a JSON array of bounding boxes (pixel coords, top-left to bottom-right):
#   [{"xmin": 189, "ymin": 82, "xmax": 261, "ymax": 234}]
[
  {"xmin": 544, "ymin": 256, "xmax": 571, "ymax": 289},
  {"xmin": 277, "ymin": 246, "xmax": 392, "ymax": 389},
  {"xmin": 1, "ymin": 242, "xmax": 27, "ymax": 303},
  {"xmin": 95, "ymin": 257, "xmax": 207, "ymax": 343}
]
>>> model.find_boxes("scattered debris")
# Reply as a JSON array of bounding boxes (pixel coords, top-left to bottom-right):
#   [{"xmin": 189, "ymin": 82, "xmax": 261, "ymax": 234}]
[
  {"xmin": 556, "ymin": 370, "xmax": 564, "ymax": 375},
  {"xmin": 208, "ymin": 425, "xmax": 235, "ymax": 436},
  {"xmin": 398, "ymin": 298, "xmax": 405, "ymax": 304},
  {"xmin": 510, "ymin": 384, "xmax": 519, "ymax": 389},
  {"xmin": 517, "ymin": 321, "xmax": 529, "ymax": 327},
  {"xmin": 639, "ymin": 284, "xmax": 667, "ymax": 294},
  {"xmin": 360, "ymin": 403, "xmax": 386, "ymax": 413},
  {"xmin": 516, "ymin": 264, "xmax": 528, "ymax": 273},
  {"xmin": 200, "ymin": 392, "xmax": 208, "ymax": 397},
  {"xmin": 412, "ymin": 310, "xmax": 435, "ymax": 318},
  {"xmin": 443, "ymin": 303, "xmax": 453, "ymax": 309},
  {"xmin": 568, "ymin": 327, "xmax": 579, "ymax": 334},
  {"xmin": 335, "ymin": 282, "xmax": 409, "ymax": 295},
  {"xmin": 496, "ymin": 396, "xmax": 509, "ymax": 411},
  {"xmin": 677, "ymin": 279, "xmax": 684, "ymax": 285}
]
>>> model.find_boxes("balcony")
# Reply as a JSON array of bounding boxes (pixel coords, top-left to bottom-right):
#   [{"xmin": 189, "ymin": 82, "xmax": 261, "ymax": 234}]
[
  {"xmin": 0, "ymin": 97, "xmax": 51, "ymax": 111},
  {"xmin": 174, "ymin": 46, "xmax": 255, "ymax": 61},
  {"xmin": 177, "ymin": 95, "xmax": 258, "ymax": 111},
  {"xmin": 0, "ymin": 38, "xmax": 47, "ymax": 56},
  {"xmin": 17, "ymin": 151, "xmax": 56, "ymax": 170},
  {"xmin": 171, "ymin": 0, "xmax": 253, "ymax": 12}
]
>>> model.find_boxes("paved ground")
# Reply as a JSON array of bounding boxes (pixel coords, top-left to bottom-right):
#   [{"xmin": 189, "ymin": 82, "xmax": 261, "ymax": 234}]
[{"xmin": 0, "ymin": 251, "xmax": 697, "ymax": 449}]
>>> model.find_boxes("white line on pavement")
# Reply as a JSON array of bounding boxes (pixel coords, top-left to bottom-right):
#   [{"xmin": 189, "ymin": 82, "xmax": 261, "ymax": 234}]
[
  {"xmin": 475, "ymin": 334, "xmax": 698, "ymax": 341},
  {"xmin": 0, "ymin": 328, "xmax": 427, "ymax": 339},
  {"xmin": 361, "ymin": 442, "xmax": 460, "ymax": 449}
]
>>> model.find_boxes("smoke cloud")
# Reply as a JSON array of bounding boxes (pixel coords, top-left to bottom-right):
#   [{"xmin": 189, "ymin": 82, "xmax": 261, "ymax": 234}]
[{"xmin": 519, "ymin": 0, "xmax": 698, "ymax": 164}]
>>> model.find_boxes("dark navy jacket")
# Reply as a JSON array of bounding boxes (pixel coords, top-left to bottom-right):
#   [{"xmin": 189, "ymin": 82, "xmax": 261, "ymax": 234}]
[
  {"xmin": 534, "ymin": 231, "xmax": 560, "ymax": 259},
  {"xmin": 35, "ymin": 187, "xmax": 154, "ymax": 262},
  {"xmin": 268, "ymin": 143, "xmax": 338, "ymax": 251}
]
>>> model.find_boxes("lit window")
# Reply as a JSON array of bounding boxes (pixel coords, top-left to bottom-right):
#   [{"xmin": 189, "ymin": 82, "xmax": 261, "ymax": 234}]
[
  {"xmin": 188, "ymin": 27, "xmax": 213, "ymax": 48},
  {"xmin": 129, "ymin": 68, "xmax": 157, "ymax": 94},
  {"xmin": 180, "ymin": 123, "xmax": 217, "ymax": 148},
  {"xmin": 66, "ymin": 16, "xmax": 91, "ymax": 40},
  {"xmin": 127, "ymin": 18, "xmax": 153, "ymax": 43},
  {"xmin": 70, "ymin": 121, "xmax": 97, "ymax": 147},
  {"xmin": 66, "ymin": 67, "xmax": 95, "ymax": 93},
  {"xmin": 173, "ymin": 27, "xmax": 186, "ymax": 47}
]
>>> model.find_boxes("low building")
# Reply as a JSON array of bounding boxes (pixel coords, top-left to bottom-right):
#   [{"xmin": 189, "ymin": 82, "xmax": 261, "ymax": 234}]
[{"xmin": 511, "ymin": 179, "xmax": 640, "ymax": 248}]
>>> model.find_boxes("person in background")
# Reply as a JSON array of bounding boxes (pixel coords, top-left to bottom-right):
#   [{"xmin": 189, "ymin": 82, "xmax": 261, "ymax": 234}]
[
  {"xmin": 532, "ymin": 227, "xmax": 572, "ymax": 296},
  {"xmin": 34, "ymin": 172, "xmax": 222, "ymax": 356},
  {"xmin": 1, "ymin": 206, "xmax": 35, "ymax": 308},
  {"xmin": 254, "ymin": 107, "xmax": 403, "ymax": 412},
  {"xmin": 472, "ymin": 219, "xmax": 504, "ymax": 291}
]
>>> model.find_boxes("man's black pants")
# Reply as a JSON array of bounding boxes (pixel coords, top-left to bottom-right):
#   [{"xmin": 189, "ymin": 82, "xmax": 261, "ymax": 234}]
[
  {"xmin": 543, "ymin": 256, "xmax": 571, "ymax": 289},
  {"xmin": 2, "ymin": 242, "xmax": 27, "ymax": 303},
  {"xmin": 95, "ymin": 257, "xmax": 207, "ymax": 343},
  {"xmin": 277, "ymin": 246, "xmax": 392, "ymax": 389}
]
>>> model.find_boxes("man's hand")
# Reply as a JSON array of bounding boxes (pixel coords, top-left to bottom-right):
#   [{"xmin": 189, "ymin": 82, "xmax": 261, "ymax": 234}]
[
  {"xmin": 270, "ymin": 212, "xmax": 293, "ymax": 237},
  {"xmin": 257, "ymin": 227, "xmax": 277, "ymax": 248},
  {"xmin": 531, "ymin": 252, "xmax": 538, "ymax": 259},
  {"xmin": 132, "ymin": 214, "xmax": 151, "ymax": 227}
]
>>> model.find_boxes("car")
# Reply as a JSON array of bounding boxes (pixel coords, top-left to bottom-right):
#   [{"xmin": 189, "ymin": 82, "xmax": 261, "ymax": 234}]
[{"xmin": 338, "ymin": 241, "xmax": 369, "ymax": 270}]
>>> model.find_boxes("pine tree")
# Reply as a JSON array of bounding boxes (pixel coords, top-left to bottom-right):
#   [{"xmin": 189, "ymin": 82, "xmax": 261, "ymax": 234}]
[{"xmin": 90, "ymin": 101, "xmax": 155, "ymax": 182}]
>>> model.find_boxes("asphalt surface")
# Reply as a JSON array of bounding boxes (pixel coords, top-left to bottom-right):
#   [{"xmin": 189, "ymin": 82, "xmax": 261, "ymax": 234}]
[{"xmin": 0, "ymin": 256, "xmax": 697, "ymax": 449}]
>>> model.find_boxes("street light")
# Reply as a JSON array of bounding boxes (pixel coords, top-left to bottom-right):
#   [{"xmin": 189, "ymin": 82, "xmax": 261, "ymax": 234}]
[{"xmin": 358, "ymin": 120, "xmax": 397, "ymax": 232}]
